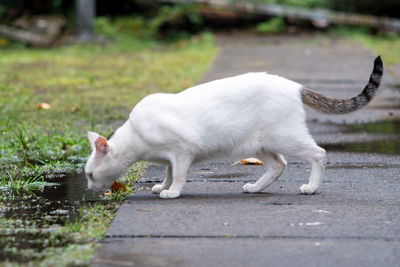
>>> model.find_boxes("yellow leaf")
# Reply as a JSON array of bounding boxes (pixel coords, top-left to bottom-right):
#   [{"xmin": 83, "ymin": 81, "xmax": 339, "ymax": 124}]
[
  {"xmin": 241, "ymin": 158, "xmax": 264, "ymax": 165},
  {"xmin": 37, "ymin": 102, "xmax": 51, "ymax": 110}
]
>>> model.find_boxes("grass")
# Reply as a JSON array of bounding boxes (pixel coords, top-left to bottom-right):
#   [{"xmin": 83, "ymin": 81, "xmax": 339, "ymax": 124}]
[
  {"xmin": 0, "ymin": 170, "xmax": 59, "ymax": 196},
  {"xmin": 0, "ymin": 17, "xmax": 217, "ymax": 265},
  {"xmin": 358, "ymin": 35, "xmax": 400, "ymax": 67}
]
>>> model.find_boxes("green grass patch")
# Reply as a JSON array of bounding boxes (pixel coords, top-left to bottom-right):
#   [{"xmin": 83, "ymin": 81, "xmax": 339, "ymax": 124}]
[
  {"xmin": 0, "ymin": 170, "xmax": 59, "ymax": 196},
  {"xmin": 358, "ymin": 35, "xmax": 400, "ymax": 66}
]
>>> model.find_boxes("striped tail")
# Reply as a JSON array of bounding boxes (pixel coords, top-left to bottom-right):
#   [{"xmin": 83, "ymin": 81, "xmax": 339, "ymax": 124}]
[{"xmin": 301, "ymin": 56, "xmax": 383, "ymax": 114}]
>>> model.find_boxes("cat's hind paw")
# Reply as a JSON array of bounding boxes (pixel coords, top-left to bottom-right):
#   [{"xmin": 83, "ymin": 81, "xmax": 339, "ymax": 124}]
[
  {"xmin": 299, "ymin": 184, "xmax": 318, "ymax": 195},
  {"xmin": 243, "ymin": 183, "xmax": 262, "ymax": 193},
  {"xmin": 151, "ymin": 184, "xmax": 165, "ymax": 194},
  {"xmin": 159, "ymin": 189, "xmax": 181, "ymax": 199}
]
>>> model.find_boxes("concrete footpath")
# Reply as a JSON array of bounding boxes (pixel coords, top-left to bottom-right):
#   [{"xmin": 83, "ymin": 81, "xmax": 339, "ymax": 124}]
[{"xmin": 92, "ymin": 34, "xmax": 400, "ymax": 267}]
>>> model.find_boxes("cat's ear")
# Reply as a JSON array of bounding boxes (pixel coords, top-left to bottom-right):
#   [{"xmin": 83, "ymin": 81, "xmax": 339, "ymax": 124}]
[
  {"xmin": 95, "ymin": 136, "xmax": 110, "ymax": 156},
  {"xmin": 88, "ymin": 131, "xmax": 100, "ymax": 149}
]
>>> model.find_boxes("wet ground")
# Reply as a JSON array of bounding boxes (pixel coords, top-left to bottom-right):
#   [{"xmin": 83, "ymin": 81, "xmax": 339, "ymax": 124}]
[
  {"xmin": 0, "ymin": 172, "xmax": 101, "ymax": 262},
  {"xmin": 3, "ymin": 172, "xmax": 99, "ymax": 223},
  {"xmin": 316, "ymin": 120, "xmax": 400, "ymax": 154},
  {"xmin": 92, "ymin": 34, "xmax": 400, "ymax": 267}
]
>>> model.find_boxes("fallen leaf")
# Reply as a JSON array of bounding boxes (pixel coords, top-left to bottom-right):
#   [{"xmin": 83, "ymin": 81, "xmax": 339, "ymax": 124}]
[
  {"xmin": 111, "ymin": 181, "xmax": 128, "ymax": 193},
  {"xmin": 176, "ymin": 39, "xmax": 188, "ymax": 47},
  {"xmin": 241, "ymin": 158, "xmax": 264, "ymax": 165},
  {"xmin": 37, "ymin": 102, "xmax": 51, "ymax": 110},
  {"xmin": 0, "ymin": 38, "xmax": 8, "ymax": 46},
  {"xmin": 71, "ymin": 106, "xmax": 80, "ymax": 112},
  {"xmin": 136, "ymin": 209, "xmax": 151, "ymax": 212},
  {"xmin": 104, "ymin": 192, "xmax": 111, "ymax": 196}
]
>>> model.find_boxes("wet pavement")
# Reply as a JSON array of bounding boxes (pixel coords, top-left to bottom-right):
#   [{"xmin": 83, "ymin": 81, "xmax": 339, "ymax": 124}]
[{"xmin": 92, "ymin": 34, "xmax": 400, "ymax": 267}]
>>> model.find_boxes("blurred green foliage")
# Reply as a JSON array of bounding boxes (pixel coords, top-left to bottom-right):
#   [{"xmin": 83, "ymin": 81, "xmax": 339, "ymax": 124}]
[
  {"xmin": 257, "ymin": 17, "xmax": 286, "ymax": 34},
  {"xmin": 95, "ymin": 5, "xmax": 204, "ymax": 40}
]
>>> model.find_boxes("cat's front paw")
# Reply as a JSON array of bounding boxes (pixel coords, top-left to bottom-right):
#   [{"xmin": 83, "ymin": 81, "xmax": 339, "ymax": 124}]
[
  {"xmin": 299, "ymin": 184, "xmax": 318, "ymax": 195},
  {"xmin": 159, "ymin": 189, "xmax": 181, "ymax": 199},
  {"xmin": 243, "ymin": 183, "xmax": 262, "ymax": 193},
  {"xmin": 151, "ymin": 184, "xmax": 165, "ymax": 194}
]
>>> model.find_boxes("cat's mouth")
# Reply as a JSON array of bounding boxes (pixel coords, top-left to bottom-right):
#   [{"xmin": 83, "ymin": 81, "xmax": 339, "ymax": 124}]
[{"xmin": 88, "ymin": 183, "xmax": 109, "ymax": 194}]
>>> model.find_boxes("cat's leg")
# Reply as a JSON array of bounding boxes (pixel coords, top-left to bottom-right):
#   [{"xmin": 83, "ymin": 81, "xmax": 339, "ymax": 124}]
[
  {"xmin": 288, "ymin": 143, "xmax": 326, "ymax": 195},
  {"xmin": 159, "ymin": 156, "xmax": 192, "ymax": 199},
  {"xmin": 243, "ymin": 152, "xmax": 287, "ymax": 193},
  {"xmin": 152, "ymin": 164, "xmax": 172, "ymax": 194},
  {"xmin": 298, "ymin": 145, "xmax": 325, "ymax": 194}
]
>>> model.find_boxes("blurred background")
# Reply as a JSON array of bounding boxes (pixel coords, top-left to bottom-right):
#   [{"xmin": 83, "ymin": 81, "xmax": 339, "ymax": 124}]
[{"xmin": 0, "ymin": 0, "xmax": 399, "ymax": 46}]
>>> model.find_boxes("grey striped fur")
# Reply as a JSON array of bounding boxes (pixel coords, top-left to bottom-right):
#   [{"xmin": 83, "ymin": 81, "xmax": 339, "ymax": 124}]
[{"xmin": 301, "ymin": 56, "xmax": 383, "ymax": 114}]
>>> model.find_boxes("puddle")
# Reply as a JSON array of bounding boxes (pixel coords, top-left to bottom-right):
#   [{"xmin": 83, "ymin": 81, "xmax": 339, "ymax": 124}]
[
  {"xmin": 350, "ymin": 120, "xmax": 400, "ymax": 135},
  {"xmin": 2, "ymin": 171, "xmax": 100, "ymax": 225},
  {"xmin": 0, "ymin": 171, "xmax": 102, "ymax": 262},
  {"xmin": 323, "ymin": 140, "xmax": 400, "ymax": 155},
  {"xmin": 322, "ymin": 120, "xmax": 400, "ymax": 155}
]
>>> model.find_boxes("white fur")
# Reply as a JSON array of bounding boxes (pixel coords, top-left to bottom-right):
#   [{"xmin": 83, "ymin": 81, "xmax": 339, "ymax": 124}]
[{"xmin": 85, "ymin": 73, "xmax": 326, "ymax": 198}]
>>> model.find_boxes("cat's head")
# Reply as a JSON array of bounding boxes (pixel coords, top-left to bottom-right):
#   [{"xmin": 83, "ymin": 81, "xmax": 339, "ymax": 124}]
[{"xmin": 84, "ymin": 131, "xmax": 126, "ymax": 192}]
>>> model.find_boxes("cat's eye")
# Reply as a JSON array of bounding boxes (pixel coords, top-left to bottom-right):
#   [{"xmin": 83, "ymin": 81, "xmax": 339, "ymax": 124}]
[{"xmin": 87, "ymin": 172, "xmax": 94, "ymax": 181}]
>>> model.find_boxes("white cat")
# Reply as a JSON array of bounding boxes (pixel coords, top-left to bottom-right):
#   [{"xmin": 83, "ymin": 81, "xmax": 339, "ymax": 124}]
[{"xmin": 85, "ymin": 56, "xmax": 383, "ymax": 199}]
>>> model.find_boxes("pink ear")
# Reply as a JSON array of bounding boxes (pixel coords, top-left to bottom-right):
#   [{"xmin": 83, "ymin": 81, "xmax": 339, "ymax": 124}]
[
  {"xmin": 88, "ymin": 131, "xmax": 100, "ymax": 149},
  {"xmin": 95, "ymin": 136, "xmax": 110, "ymax": 156}
]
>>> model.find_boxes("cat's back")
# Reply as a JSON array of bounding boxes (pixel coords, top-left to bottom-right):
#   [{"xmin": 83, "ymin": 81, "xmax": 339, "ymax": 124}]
[
  {"xmin": 129, "ymin": 72, "xmax": 306, "ymax": 151},
  {"xmin": 178, "ymin": 72, "xmax": 302, "ymax": 101},
  {"xmin": 131, "ymin": 72, "xmax": 303, "ymax": 122}
]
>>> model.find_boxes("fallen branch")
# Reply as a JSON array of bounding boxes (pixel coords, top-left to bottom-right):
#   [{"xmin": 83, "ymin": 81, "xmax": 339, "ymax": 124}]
[
  {"xmin": 158, "ymin": 0, "xmax": 400, "ymax": 33},
  {"xmin": 0, "ymin": 16, "xmax": 66, "ymax": 47}
]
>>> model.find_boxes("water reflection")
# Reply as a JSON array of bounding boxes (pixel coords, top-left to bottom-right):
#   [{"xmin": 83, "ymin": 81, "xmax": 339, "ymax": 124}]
[
  {"xmin": 322, "ymin": 120, "xmax": 400, "ymax": 155},
  {"xmin": 3, "ymin": 171, "xmax": 101, "ymax": 225}
]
